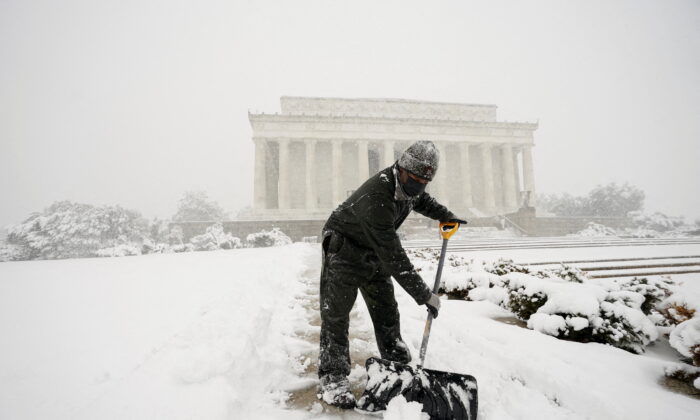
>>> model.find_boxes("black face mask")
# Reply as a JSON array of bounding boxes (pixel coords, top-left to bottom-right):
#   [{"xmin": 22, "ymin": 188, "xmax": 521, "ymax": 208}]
[{"xmin": 401, "ymin": 176, "xmax": 427, "ymax": 196}]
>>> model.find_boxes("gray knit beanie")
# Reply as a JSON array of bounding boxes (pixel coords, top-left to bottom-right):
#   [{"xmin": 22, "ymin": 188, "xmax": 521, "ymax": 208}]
[{"xmin": 398, "ymin": 141, "xmax": 439, "ymax": 181}]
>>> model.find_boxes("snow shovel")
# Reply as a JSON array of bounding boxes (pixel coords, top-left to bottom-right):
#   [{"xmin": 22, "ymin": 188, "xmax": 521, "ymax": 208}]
[{"xmin": 356, "ymin": 222, "xmax": 478, "ymax": 419}]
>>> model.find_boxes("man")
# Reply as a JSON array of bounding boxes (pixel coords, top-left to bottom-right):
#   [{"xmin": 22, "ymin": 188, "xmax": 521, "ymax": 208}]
[{"xmin": 318, "ymin": 140, "xmax": 467, "ymax": 408}]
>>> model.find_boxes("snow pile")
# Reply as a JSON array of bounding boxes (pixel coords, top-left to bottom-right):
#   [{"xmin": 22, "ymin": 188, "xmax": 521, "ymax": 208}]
[
  {"xmin": 246, "ymin": 228, "xmax": 293, "ymax": 248},
  {"xmin": 569, "ymin": 222, "xmax": 618, "ymax": 237}
]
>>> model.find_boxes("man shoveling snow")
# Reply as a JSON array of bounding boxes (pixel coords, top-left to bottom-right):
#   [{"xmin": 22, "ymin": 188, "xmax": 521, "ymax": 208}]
[{"xmin": 318, "ymin": 140, "xmax": 466, "ymax": 408}]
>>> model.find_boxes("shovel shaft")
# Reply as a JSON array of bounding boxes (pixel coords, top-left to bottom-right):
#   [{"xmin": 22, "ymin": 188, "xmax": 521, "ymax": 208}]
[{"xmin": 418, "ymin": 237, "xmax": 449, "ymax": 367}]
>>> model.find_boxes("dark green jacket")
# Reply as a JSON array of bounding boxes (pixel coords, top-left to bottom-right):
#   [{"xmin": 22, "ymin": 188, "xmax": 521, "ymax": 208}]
[{"xmin": 324, "ymin": 163, "xmax": 455, "ymax": 305}]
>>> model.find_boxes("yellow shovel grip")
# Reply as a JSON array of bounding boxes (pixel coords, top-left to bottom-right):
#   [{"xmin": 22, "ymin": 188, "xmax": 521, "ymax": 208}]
[{"xmin": 439, "ymin": 221, "xmax": 460, "ymax": 240}]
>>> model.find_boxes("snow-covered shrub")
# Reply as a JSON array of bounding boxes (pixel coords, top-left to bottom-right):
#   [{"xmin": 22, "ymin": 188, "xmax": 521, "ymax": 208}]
[
  {"xmin": 630, "ymin": 211, "xmax": 685, "ymax": 233},
  {"xmin": 94, "ymin": 244, "xmax": 141, "ymax": 257},
  {"xmin": 670, "ymin": 318, "xmax": 700, "ymax": 366},
  {"xmin": 452, "ymin": 263, "xmax": 659, "ymax": 353},
  {"xmin": 246, "ymin": 228, "xmax": 292, "ymax": 248},
  {"xmin": 624, "ymin": 227, "xmax": 661, "ymax": 238},
  {"xmin": 593, "ymin": 292, "xmax": 659, "ymax": 354},
  {"xmin": 549, "ymin": 264, "xmax": 587, "ymax": 283},
  {"xmin": 171, "ymin": 243, "xmax": 195, "ymax": 253},
  {"xmin": 167, "ymin": 225, "xmax": 185, "ymax": 246},
  {"xmin": 570, "ymin": 222, "xmax": 618, "ymax": 237},
  {"xmin": 6, "ymin": 201, "xmax": 148, "ymax": 260},
  {"xmin": 657, "ymin": 293, "xmax": 698, "ymax": 326},
  {"xmin": 484, "ymin": 258, "xmax": 532, "ymax": 276},
  {"xmin": 0, "ymin": 243, "xmax": 32, "ymax": 262},
  {"xmin": 526, "ymin": 286, "xmax": 658, "ymax": 354},
  {"xmin": 616, "ymin": 276, "xmax": 674, "ymax": 315},
  {"xmin": 664, "ymin": 363, "xmax": 700, "ymax": 390},
  {"xmin": 503, "ymin": 273, "xmax": 549, "ymax": 320},
  {"xmin": 189, "ymin": 223, "xmax": 242, "ymax": 251}
]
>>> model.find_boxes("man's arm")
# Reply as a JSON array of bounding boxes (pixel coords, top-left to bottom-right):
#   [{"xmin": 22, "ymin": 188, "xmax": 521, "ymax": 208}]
[
  {"xmin": 353, "ymin": 194, "xmax": 432, "ymax": 305},
  {"xmin": 413, "ymin": 192, "xmax": 456, "ymax": 221}
]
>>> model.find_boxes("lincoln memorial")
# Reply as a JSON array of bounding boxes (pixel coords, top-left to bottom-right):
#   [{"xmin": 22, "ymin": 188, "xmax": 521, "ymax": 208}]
[{"xmin": 246, "ymin": 96, "xmax": 538, "ymax": 221}]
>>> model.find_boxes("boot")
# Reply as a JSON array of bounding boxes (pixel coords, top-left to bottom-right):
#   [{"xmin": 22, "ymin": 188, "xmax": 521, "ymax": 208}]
[{"xmin": 318, "ymin": 374, "xmax": 356, "ymax": 409}]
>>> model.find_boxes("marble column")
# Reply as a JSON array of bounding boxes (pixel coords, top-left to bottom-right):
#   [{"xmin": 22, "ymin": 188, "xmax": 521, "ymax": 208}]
[
  {"xmin": 512, "ymin": 150, "xmax": 521, "ymax": 207},
  {"xmin": 383, "ymin": 140, "xmax": 395, "ymax": 168},
  {"xmin": 522, "ymin": 145, "xmax": 536, "ymax": 206},
  {"xmin": 501, "ymin": 144, "xmax": 517, "ymax": 209},
  {"xmin": 253, "ymin": 138, "xmax": 267, "ymax": 209},
  {"xmin": 305, "ymin": 140, "xmax": 317, "ymax": 210},
  {"xmin": 277, "ymin": 139, "xmax": 290, "ymax": 209},
  {"xmin": 357, "ymin": 140, "xmax": 369, "ymax": 184},
  {"xmin": 436, "ymin": 142, "xmax": 449, "ymax": 207},
  {"xmin": 332, "ymin": 140, "xmax": 343, "ymax": 206},
  {"xmin": 480, "ymin": 144, "xmax": 496, "ymax": 210},
  {"xmin": 459, "ymin": 143, "xmax": 473, "ymax": 208}
]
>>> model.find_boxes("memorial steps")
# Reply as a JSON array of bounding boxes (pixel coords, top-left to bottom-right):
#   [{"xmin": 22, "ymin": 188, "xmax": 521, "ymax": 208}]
[{"xmin": 404, "ymin": 236, "xmax": 700, "ymax": 279}]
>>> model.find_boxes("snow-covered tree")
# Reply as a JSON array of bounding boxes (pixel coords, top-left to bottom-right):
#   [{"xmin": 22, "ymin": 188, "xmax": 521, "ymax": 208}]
[
  {"xmin": 6, "ymin": 201, "xmax": 148, "ymax": 260},
  {"xmin": 587, "ymin": 182, "xmax": 645, "ymax": 217},
  {"xmin": 537, "ymin": 182, "xmax": 645, "ymax": 217},
  {"xmin": 172, "ymin": 191, "xmax": 227, "ymax": 222}
]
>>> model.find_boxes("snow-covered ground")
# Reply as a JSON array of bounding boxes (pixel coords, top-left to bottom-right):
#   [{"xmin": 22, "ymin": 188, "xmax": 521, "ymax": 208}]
[{"xmin": 1, "ymin": 243, "xmax": 698, "ymax": 419}]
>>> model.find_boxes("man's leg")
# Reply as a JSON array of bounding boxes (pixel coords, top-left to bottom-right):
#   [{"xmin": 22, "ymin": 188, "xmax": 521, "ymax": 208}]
[
  {"xmin": 318, "ymin": 232, "xmax": 361, "ymax": 408},
  {"xmin": 359, "ymin": 275, "xmax": 411, "ymax": 364},
  {"xmin": 319, "ymin": 260, "xmax": 358, "ymax": 379}
]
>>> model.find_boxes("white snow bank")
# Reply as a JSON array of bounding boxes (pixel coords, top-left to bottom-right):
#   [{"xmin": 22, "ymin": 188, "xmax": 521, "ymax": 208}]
[{"xmin": 0, "ymin": 244, "xmax": 317, "ymax": 420}]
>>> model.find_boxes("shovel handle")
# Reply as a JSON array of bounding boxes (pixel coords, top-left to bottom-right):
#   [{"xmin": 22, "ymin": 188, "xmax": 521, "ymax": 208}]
[{"xmin": 418, "ymin": 222, "xmax": 461, "ymax": 367}]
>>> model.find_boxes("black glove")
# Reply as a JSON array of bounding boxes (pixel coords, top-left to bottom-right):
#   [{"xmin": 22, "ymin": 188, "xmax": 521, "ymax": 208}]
[
  {"xmin": 448, "ymin": 218, "xmax": 468, "ymax": 225},
  {"xmin": 425, "ymin": 293, "xmax": 441, "ymax": 318},
  {"xmin": 441, "ymin": 213, "xmax": 468, "ymax": 225}
]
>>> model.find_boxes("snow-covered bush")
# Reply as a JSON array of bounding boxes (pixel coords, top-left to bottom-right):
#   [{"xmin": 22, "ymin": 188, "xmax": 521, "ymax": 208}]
[
  {"xmin": 630, "ymin": 211, "xmax": 685, "ymax": 233},
  {"xmin": 6, "ymin": 201, "xmax": 148, "ymax": 260},
  {"xmin": 664, "ymin": 363, "xmax": 700, "ymax": 390},
  {"xmin": 670, "ymin": 318, "xmax": 700, "ymax": 366},
  {"xmin": 484, "ymin": 258, "xmax": 533, "ymax": 276},
  {"xmin": 549, "ymin": 264, "xmax": 587, "ymax": 283},
  {"xmin": 167, "ymin": 225, "xmax": 185, "ymax": 246},
  {"xmin": 246, "ymin": 228, "xmax": 292, "ymax": 248},
  {"xmin": 441, "ymin": 259, "xmax": 660, "ymax": 353},
  {"xmin": 616, "ymin": 276, "xmax": 674, "ymax": 315},
  {"xmin": 189, "ymin": 223, "xmax": 242, "ymax": 251},
  {"xmin": 0, "ymin": 243, "xmax": 31, "ymax": 262},
  {"xmin": 570, "ymin": 222, "xmax": 618, "ymax": 237},
  {"xmin": 657, "ymin": 293, "xmax": 698, "ymax": 326},
  {"xmin": 94, "ymin": 244, "xmax": 141, "ymax": 257}
]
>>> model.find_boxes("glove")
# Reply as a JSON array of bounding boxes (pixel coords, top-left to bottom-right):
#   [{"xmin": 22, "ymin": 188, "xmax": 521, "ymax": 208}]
[
  {"xmin": 425, "ymin": 293, "xmax": 441, "ymax": 318},
  {"xmin": 447, "ymin": 218, "xmax": 468, "ymax": 225},
  {"xmin": 441, "ymin": 213, "xmax": 468, "ymax": 225}
]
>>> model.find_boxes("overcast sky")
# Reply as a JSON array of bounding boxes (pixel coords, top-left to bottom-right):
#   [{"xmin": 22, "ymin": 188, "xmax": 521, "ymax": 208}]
[{"xmin": 1, "ymin": 0, "xmax": 699, "ymax": 226}]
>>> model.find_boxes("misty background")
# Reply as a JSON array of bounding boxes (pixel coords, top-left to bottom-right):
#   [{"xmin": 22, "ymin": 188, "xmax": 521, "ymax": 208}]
[{"xmin": 1, "ymin": 0, "xmax": 699, "ymax": 228}]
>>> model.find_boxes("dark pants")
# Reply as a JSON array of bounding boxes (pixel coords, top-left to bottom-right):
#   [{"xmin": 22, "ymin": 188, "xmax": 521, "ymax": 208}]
[{"xmin": 318, "ymin": 230, "xmax": 411, "ymax": 379}]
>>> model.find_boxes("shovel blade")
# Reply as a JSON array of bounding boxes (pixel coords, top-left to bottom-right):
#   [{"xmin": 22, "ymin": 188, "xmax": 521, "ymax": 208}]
[{"xmin": 357, "ymin": 357, "xmax": 478, "ymax": 420}]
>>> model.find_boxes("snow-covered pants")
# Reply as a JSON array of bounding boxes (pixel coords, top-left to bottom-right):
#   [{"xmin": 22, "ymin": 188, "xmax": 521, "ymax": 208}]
[{"xmin": 318, "ymin": 230, "xmax": 411, "ymax": 379}]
